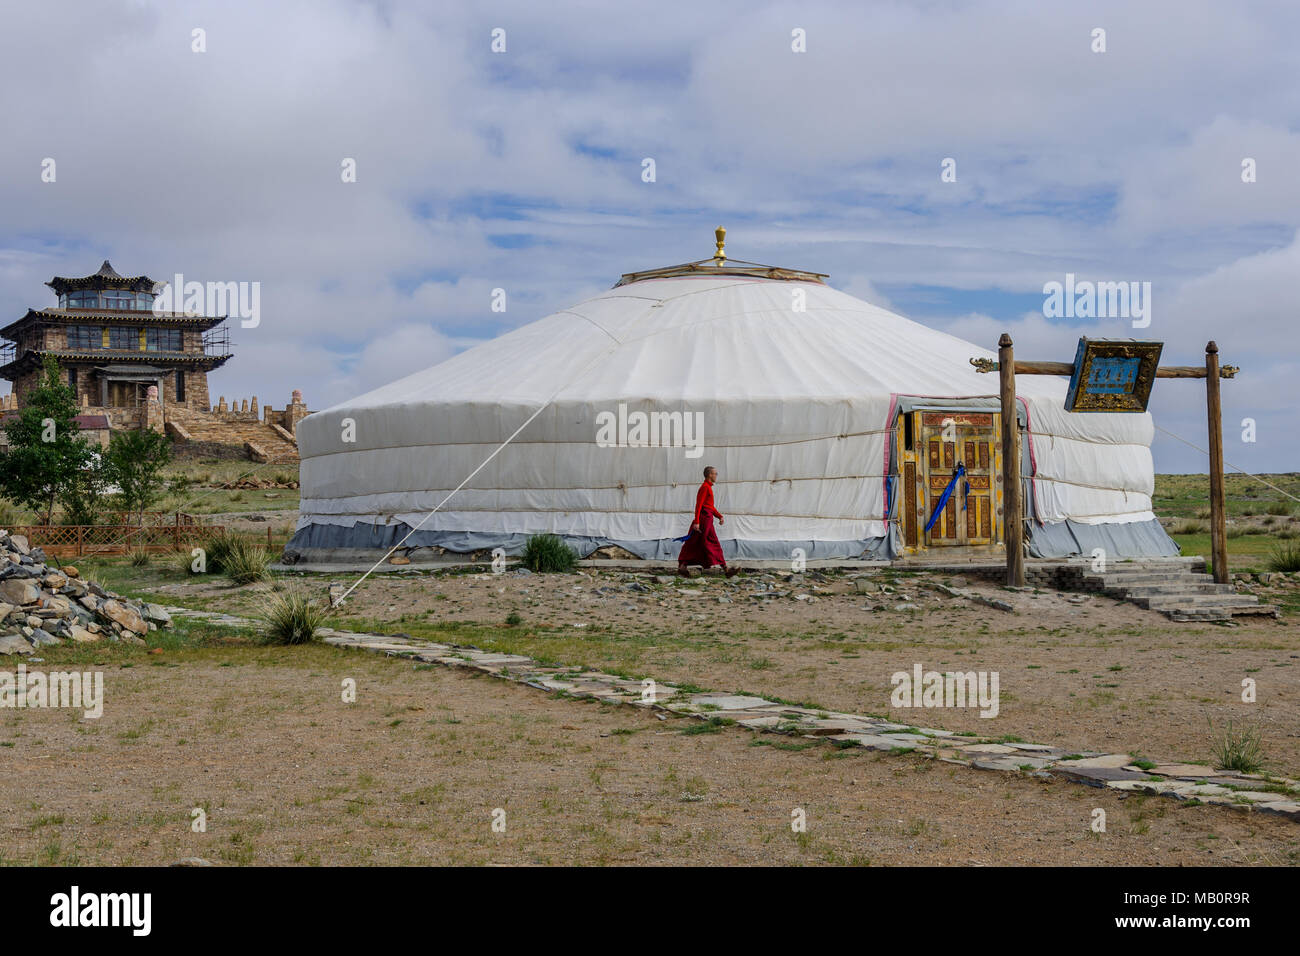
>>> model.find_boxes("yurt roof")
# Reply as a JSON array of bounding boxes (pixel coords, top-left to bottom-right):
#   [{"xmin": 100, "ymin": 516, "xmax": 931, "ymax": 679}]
[{"xmin": 319, "ymin": 226, "xmax": 1056, "ymax": 414}]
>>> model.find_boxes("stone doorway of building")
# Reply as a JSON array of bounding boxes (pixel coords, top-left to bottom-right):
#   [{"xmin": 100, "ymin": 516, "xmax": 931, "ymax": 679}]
[
  {"xmin": 897, "ymin": 409, "xmax": 1003, "ymax": 552},
  {"xmin": 106, "ymin": 380, "xmax": 152, "ymax": 408}
]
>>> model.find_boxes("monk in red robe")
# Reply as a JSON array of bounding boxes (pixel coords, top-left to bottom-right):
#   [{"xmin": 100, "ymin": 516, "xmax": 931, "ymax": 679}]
[{"xmin": 678, "ymin": 466, "xmax": 738, "ymax": 578}]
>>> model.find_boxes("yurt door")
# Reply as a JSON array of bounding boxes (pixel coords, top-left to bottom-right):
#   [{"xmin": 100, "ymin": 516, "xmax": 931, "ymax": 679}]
[{"xmin": 917, "ymin": 412, "xmax": 998, "ymax": 548}]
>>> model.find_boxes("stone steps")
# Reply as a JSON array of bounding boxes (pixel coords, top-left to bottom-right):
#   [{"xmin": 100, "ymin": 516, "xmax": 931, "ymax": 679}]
[
  {"xmin": 1140, "ymin": 593, "xmax": 1267, "ymax": 609},
  {"xmin": 1097, "ymin": 574, "xmax": 1216, "ymax": 590},
  {"xmin": 1164, "ymin": 604, "xmax": 1280, "ymax": 622},
  {"xmin": 179, "ymin": 421, "xmax": 299, "ymax": 461},
  {"xmin": 1119, "ymin": 582, "xmax": 1236, "ymax": 597},
  {"xmin": 1070, "ymin": 560, "xmax": 1278, "ymax": 622}
]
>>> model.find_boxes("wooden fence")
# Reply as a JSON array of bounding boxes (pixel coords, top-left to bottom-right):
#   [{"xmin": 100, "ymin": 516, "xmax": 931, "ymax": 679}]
[{"xmin": 16, "ymin": 516, "xmax": 220, "ymax": 557}]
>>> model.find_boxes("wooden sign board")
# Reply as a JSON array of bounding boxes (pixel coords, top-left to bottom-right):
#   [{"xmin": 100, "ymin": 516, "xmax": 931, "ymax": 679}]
[{"xmin": 1064, "ymin": 337, "xmax": 1163, "ymax": 412}]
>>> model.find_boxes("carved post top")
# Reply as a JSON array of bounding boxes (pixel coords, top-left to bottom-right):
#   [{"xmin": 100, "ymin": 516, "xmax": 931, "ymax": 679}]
[
  {"xmin": 1206, "ymin": 341, "xmax": 1218, "ymax": 354},
  {"xmin": 998, "ymin": 332, "xmax": 1013, "ymax": 348}
]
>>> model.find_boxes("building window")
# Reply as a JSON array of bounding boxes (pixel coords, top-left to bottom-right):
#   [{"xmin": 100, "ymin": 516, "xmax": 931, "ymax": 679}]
[
  {"xmin": 67, "ymin": 325, "xmax": 102, "ymax": 350},
  {"xmin": 61, "ymin": 289, "xmax": 154, "ymax": 311},
  {"xmin": 68, "ymin": 367, "xmax": 78, "ymax": 392},
  {"xmin": 176, "ymin": 370, "xmax": 186, "ymax": 402},
  {"xmin": 146, "ymin": 328, "xmax": 183, "ymax": 351},
  {"xmin": 101, "ymin": 291, "xmax": 136, "ymax": 310},
  {"xmin": 107, "ymin": 327, "xmax": 139, "ymax": 350}
]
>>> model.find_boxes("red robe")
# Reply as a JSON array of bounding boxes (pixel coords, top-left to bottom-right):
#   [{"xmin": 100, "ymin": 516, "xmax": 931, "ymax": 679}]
[{"xmin": 678, "ymin": 480, "xmax": 727, "ymax": 568}]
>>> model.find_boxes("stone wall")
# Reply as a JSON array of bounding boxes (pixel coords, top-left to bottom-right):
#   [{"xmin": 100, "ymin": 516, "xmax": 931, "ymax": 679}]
[{"xmin": 194, "ymin": 389, "xmax": 309, "ymax": 435}]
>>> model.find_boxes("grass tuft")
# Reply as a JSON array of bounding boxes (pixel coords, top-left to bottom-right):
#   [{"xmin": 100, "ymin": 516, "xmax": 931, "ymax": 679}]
[
  {"xmin": 261, "ymin": 590, "xmax": 326, "ymax": 645},
  {"xmin": 199, "ymin": 529, "xmax": 272, "ymax": 584},
  {"xmin": 1267, "ymin": 542, "xmax": 1300, "ymax": 572},
  {"xmin": 1208, "ymin": 718, "xmax": 1264, "ymax": 774}
]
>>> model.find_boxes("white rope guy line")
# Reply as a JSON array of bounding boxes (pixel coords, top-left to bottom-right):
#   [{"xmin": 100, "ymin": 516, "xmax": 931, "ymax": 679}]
[
  {"xmin": 329, "ymin": 338, "xmax": 627, "ymax": 609},
  {"xmin": 1154, "ymin": 423, "xmax": 1300, "ymax": 504}
]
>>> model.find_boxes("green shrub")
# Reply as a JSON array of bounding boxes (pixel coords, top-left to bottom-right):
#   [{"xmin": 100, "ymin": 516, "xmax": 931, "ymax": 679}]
[
  {"xmin": 1168, "ymin": 518, "xmax": 1207, "ymax": 535},
  {"xmin": 1265, "ymin": 501, "xmax": 1292, "ymax": 516},
  {"xmin": 1268, "ymin": 542, "xmax": 1300, "ymax": 573},
  {"xmin": 127, "ymin": 547, "xmax": 151, "ymax": 567},
  {"xmin": 522, "ymin": 534, "xmax": 577, "ymax": 573},
  {"xmin": 261, "ymin": 590, "xmax": 324, "ymax": 645}
]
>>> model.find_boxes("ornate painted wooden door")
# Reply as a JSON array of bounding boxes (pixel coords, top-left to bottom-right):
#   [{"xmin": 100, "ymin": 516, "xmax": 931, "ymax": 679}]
[{"xmin": 918, "ymin": 412, "xmax": 998, "ymax": 547}]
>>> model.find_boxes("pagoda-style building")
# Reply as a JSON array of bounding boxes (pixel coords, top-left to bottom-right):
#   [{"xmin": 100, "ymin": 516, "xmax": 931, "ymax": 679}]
[{"xmin": 0, "ymin": 261, "xmax": 231, "ymax": 411}]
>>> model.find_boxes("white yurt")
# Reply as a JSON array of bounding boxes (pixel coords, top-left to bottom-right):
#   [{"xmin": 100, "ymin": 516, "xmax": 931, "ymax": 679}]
[{"xmin": 288, "ymin": 231, "xmax": 1177, "ymax": 563}]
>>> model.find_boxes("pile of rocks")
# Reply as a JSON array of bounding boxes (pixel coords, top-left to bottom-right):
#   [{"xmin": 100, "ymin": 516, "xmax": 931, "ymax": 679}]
[
  {"xmin": 221, "ymin": 476, "xmax": 298, "ymax": 490},
  {"xmin": 0, "ymin": 531, "xmax": 171, "ymax": 656}
]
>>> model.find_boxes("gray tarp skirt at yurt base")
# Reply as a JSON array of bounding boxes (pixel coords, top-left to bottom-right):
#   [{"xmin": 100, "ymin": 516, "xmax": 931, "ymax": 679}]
[{"xmin": 284, "ymin": 514, "xmax": 1177, "ymax": 563}]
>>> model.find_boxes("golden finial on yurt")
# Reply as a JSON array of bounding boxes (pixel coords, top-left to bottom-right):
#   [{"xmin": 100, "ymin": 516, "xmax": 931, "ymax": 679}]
[{"xmin": 713, "ymin": 226, "xmax": 727, "ymax": 261}]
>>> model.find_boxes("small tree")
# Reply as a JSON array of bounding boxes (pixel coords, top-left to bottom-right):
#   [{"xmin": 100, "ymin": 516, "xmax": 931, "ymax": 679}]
[
  {"xmin": 104, "ymin": 428, "xmax": 173, "ymax": 525},
  {"xmin": 59, "ymin": 455, "xmax": 109, "ymax": 526},
  {"xmin": 0, "ymin": 355, "xmax": 94, "ymax": 523}
]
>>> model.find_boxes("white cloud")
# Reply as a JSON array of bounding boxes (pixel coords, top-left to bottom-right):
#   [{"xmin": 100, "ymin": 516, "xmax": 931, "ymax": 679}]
[{"xmin": 0, "ymin": 0, "xmax": 1296, "ymax": 471}]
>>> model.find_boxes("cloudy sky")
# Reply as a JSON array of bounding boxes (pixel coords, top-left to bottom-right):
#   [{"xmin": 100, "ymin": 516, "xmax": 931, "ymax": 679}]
[{"xmin": 1, "ymin": 0, "xmax": 1296, "ymax": 472}]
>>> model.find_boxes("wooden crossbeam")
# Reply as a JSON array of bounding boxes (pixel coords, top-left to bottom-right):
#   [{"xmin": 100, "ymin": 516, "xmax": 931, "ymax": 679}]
[{"xmin": 970, "ymin": 359, "xmax": 1239, "ymax": 379}]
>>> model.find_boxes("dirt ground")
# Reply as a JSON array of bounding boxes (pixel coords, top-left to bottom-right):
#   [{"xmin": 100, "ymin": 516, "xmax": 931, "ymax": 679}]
[
  {"xmin": 3, "ymin": 644, "xmax": 1296, "ymax": 866},
  {"xmin": 137, "ymin": 563, "xmax": 1300, "ymax": 776}
]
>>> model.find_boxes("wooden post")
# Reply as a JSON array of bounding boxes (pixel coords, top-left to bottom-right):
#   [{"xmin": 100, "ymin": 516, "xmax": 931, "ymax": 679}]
[
  {"xmin": 1206, "ymin": 341, "xmax": 1228, "ymax": 583},
  {"xmin": 999, "ymin": 333, "xmax": 1025, "ymax": 586}
]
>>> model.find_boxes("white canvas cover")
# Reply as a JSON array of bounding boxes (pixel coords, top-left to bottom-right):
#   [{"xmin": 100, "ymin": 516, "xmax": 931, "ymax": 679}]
[{"xmin": 294, "ymin": 276, "xmax": 1163, "ymax": 555}]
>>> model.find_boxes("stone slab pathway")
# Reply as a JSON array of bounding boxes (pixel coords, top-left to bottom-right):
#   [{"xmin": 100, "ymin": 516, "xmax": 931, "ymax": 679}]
[{"xmin": 162, "ymin": 606, "xmax": 1300, "ymax": 824}]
